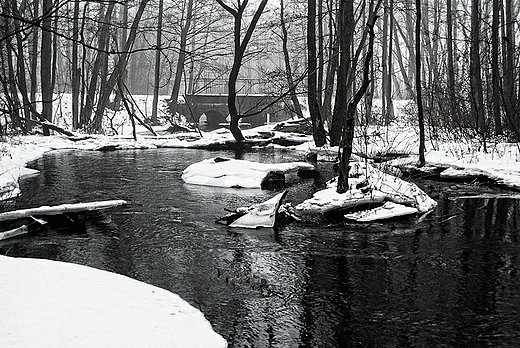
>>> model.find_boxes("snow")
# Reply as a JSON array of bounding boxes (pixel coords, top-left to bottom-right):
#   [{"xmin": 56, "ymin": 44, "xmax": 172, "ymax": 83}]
[
  {"xmin": 181, "ymin": 157, "xmax": 315, "ymax": 188},
  {"xmin": 229, "ymin": 191, "xmax": 287, "ymax": 228},
  {"xmin": 296, "ymin": 161, "xmax": 437, "ymax": 216},
  {"xmin": 0, "ymin": 200, "xmax": 128, "ymax": 222},
  {"xmin": 344, "ymin": 201, "xmax": 419, "ymax": 222},
  {"xmin": 0, "ymin": 255, "xmax": 227, "ymax": 348}
]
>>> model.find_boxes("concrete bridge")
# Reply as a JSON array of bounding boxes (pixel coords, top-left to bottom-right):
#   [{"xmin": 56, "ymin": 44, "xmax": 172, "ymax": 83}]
[{"xmin": 176, "ymin": 94, "xmax": 295, "ymax": 131}]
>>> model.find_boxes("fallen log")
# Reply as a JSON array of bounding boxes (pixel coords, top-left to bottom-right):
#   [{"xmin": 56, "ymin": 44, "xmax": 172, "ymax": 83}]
[
  {"xmin": 0, "ymin": 216, "xmax": 47, "ymax": 241},
  {"xmin": 0, "ymin": 200, "xmax": 127, "ymax": 223},
  {"xmin": 0, "ymin": 225, "xmax": 29, "ymax": 240}
]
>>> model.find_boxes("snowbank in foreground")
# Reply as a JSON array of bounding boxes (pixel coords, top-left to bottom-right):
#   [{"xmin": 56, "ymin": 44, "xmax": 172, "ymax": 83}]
[
  {"xmin": 181, "ymin": 157, "xmax": 315, "ymax": 188},
  {"xmin": 0, "ymin": 256, "xmax": 227, "ymax": 348}
]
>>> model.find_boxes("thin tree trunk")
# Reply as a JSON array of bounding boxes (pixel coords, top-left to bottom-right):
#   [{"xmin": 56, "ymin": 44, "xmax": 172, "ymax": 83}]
[
  {"xmin": 317, "ymin": 0, "xmax": 324, "ymax": 109},
  {"xmin": 216, "ymin": 0, "xmax": 269, "ymax": 143},
  {"xmin": 30, "ymin": 0, "xmax": 39, "ymax": 113},
  {"xmin": 5, "ymin": 14, "xmax": 22, "ymax": 130},
  {"xmin": 151, "ymin": 0, "xmax": 164, "ymax": 125},
  {"xmin": 41, "ymin": 0, "xmax": 53, "ymax": 135},
  {"xmin": 469, "ymin": 0, "xmax": 486, "ymax": 136},
  {"xmin": 491, "ymin": 0, "xmax": 502, "ymax": 135},
  {"xmin": 381, "ymin": 0, "xmax": 388, "ymax": 123},
  {"xmin": 503, "ymin": 0, "xmax": 518, "ymax": 135},
  {"xmin": 81, "ymin": 3, "xmax": 115, "ymax": 128},
  {"xmin": 330, "ymin": 0, "xmax": 354, "ymax": 146},
  {"xmin": 280, "ymin": 0, "xmax": 303, "ymax": 117},
  {"xmin": 93, "ymin": 0, "xmax": 150, "ymax": 133},
  {"xmin": 385, "ymin": 0, "xmax": 394, "ymax": 124},
  {"xmin": 51, "ymin": 9, "xmax": 58, "ymax": 92},
  {"xmin": 307, "ymin": 0, "xmax": 327, "ymax": 146},
  {"xmin": 446, "ymin": 0, "xmax": 458, "ymax": 125},
  {"xmin": 169, "ymin": 0, "xmax": 195, "ymax": 121},
  {"xmin": 72, "ymin": 0, "xmax": 80, "ymax": 129},
  {"xmin": 12, "ymin": 1, "xmax": 31, "ymax": 131},
  {"xmin": 322, "ymin": 0, "xmax": 338, "ymax": 125},
  {"xmin": 392, "ymin": 22, "xmax": 414, "ymax": 99},
  {"xmin": 416, "ymin": 0, "xmax": 425, "ymax": 165},
  {"xmin": 337, "ymin": 5, "xmax": 379, "ymax": 193}
]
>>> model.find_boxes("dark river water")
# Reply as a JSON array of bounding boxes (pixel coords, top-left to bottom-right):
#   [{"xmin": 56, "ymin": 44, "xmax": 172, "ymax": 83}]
[{"xmin": 2, "ymin": 148, "xmax": 520, "ymax": 347}]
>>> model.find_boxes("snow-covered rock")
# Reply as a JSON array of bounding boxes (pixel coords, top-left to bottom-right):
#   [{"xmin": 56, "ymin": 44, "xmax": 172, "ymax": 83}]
[
  {"xmin": 181, "ymin": 157, "xmax": 315, "ymax": 188},
  {"xmin": 0, "ymin": 255, "xmax": 227, "ymax": 348},
  {"xmin": 296, "ymin": 161, "xmax": 437, "ymax": 218}
]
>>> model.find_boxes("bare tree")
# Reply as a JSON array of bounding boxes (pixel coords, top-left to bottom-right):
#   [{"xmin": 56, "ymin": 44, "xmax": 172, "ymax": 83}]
[
  {"xmin": 169, "ymin": 0, "xmax": 195, "ymax": 122},
  {"xmin": 151, "ymin": 0, "xmax": 165, "ymax": 125},
  {"xmin": 469, "ymin": 0, "xmax": 486, "ymax": 141},
  {"xmin": 491, "ymin": 0, "xmax": 502, "ymax": 135},
  {"xmin": 329, "ymin": 0, "xmax": 354, "ymax": 146},
  {"xmin": 216, "ymin": 0, "xmax": 269, "ymax": 142},
  {"xmin": 336, "ymin": 0, "xmax": 381, "ymax": 193},
  {"xmin": 92, "ymin": 0, "xmax": 150, "ymax": 133},
  {"xmin": 307, "ymin": 0, "xmax": 327, "ymax": 146},
  {"xmin": 446, "ymin": 0, "xmax": 458, "ymax": 128},
  {"xmin": 41, "ymin": 0, "xmax": 53, "ymax": 135},
  {"xmin": 280, "ymin": 0, "xmax": 303, "ymax": 117},
  {"xmin": 416, "ymin": 0, "xmax": 425, "ymax": 165}
]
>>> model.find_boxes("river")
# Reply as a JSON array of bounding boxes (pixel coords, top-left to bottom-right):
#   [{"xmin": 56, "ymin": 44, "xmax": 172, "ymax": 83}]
[{"xmin": 2, "ymin": 148, "xmax": 520, "ymax": 347}]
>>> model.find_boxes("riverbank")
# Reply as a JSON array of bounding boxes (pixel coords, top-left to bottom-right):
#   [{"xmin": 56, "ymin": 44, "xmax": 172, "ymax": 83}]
[
  {"xmin": 3, "ymin": 119, "xmax": 520, "ymax": 202},
  {"xmin": 0, "ymin": 255, "xmax": 227, "ymax": 348}
]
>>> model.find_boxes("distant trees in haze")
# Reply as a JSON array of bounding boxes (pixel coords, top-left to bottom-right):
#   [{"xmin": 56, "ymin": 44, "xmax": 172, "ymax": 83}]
[{"xmin": 0, "ymin": 0, "xmax": 518, "ymax": 147}]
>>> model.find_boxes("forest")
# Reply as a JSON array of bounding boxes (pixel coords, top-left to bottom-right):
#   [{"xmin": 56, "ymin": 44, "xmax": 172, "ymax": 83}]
[{"xmin": 0, "ymin": 0, "xmax": 519, "ymax": 153}]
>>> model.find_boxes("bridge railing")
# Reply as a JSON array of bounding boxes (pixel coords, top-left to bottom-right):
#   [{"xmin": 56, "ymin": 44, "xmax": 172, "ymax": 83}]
[{"xmin": 192, "ymin": 77, "xmax": 265, "ymax": 95}]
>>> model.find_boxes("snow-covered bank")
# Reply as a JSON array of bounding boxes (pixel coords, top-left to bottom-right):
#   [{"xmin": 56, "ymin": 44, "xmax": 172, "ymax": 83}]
[{"xmin": 0, "ymin": 255, "xmax": 227, "ymax": 348}]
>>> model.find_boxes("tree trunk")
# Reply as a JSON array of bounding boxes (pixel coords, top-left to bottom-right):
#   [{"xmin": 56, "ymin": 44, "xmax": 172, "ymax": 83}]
[
  {"xmin": 330, "ymin": 0, "xmax": 354, "ymax": 146},
  {"xmin": 307, "ymin": 0, "xmax": 327, "ymax": 146},
  {"xmin": 280, "ymin": 0, "xmax": 303, "ymax": 117},
  {"xmin": 385, "ymin": 0, "xmax": 394, "ymax": 124},
  {"xmin": 446, "ymin": 0, "xmax": 458, "ymax": 127},
  {"xmin": 381, "ymin": 0, "xmax": 388, "ymax": 123},
  {"xmin": 30, "ymin": 0, "xmax": 39, "ymax": 115},
  {"xmin": 41, "ymin": 0, "xmax": 53, "ymax": 135},
  {"xmin": 322, "ymin": 0, "xmax": 338, "ymax": 125},
  {"xmin": 416, "ymin": 0, "xmax": 425, "ymax": 165},
  {"xmin": 72, "ymin": 0, "xmax": 80, "ymax": 129},
  {"xmin": 93, "ymin": 0, "xmax": 150, "ymax": 133},
  {"xmin": 169, "ymin": 0, "xmax": 195, "ymax": 121},
  {"xmin": 317, "ymin": 0, "xmax": 324, "ymax": 110},
  {"xmin": 81, "ymin": 3, "xmax": 115, "ymax": 129},
  {"xmin": 4, "ymin": 8, "xmax": 22, "ymax": 131},
  {"xmin": 503, "ymin": 0, "xmax": 518, "ymax": 136},
  {"xmin": 216, "ymin": 0, "xmax": 269, "ymax": 143},
  {"xmin": 393, "ymin": 22, "xmax": 414, "ymax": 99},
  {"xmin": 12, "ymin": 1, "xmax": 31, "ymax": 131},
  {"xmin": 151, "ymin": 0, "xmax": 164, "ymax": 125},
  {"xmin": 337, "ymin": 5, "xmax": 379, "ymax": 193},
  {"xmin": 469, "ymin": 0, "xmax": 486, "ymax": 136},
  {"xmin": 491, "ymin": 0, "xmax": 502, "ymax": 135}
]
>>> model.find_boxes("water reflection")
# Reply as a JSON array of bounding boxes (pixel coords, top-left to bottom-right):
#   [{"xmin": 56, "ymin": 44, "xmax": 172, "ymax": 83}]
[{"xmin": 1, "ymin": 149, "xmax": 520, "ymax": 347}]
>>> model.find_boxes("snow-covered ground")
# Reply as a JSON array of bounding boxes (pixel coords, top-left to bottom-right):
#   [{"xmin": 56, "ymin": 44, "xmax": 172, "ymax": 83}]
[{"xmin": 0, "ymin": 255, "xmax": 227, "ymax": 348}]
